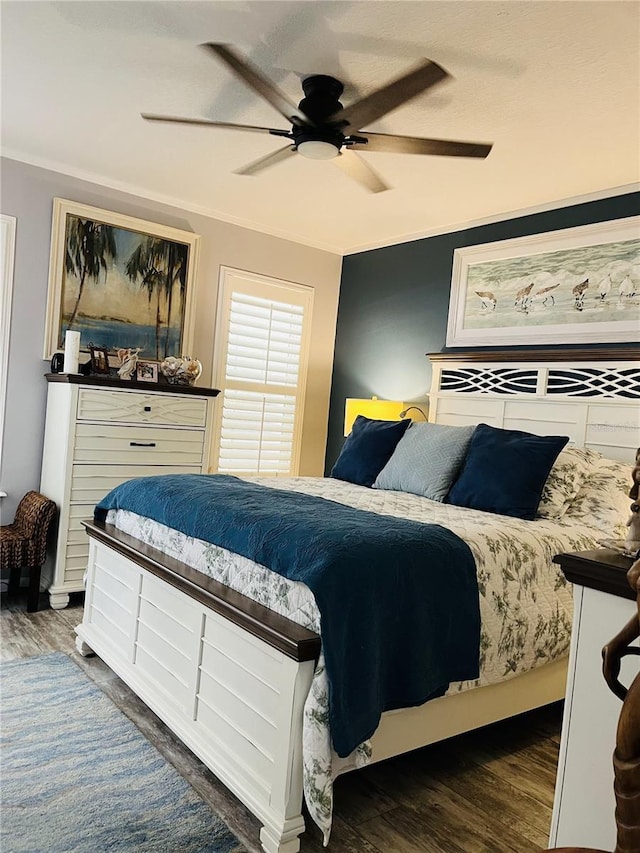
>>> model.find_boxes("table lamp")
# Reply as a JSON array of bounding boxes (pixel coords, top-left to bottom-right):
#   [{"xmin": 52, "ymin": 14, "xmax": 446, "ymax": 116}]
[{"xmin": 344, "ymin": 397, "xmax": 404, "ymax": 436}]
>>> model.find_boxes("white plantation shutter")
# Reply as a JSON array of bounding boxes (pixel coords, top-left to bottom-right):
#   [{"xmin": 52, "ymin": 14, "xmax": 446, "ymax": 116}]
[
  {"xmin": 212, "ymin": 269, "xmax": 312, "ymax": 476},
  {"xmin": 226, "ymin": 293, "xmax": 303, "ymax": 386},
  {"xmin": 218, "ymin": 389, "xmax": 296, "ymax": 474}
]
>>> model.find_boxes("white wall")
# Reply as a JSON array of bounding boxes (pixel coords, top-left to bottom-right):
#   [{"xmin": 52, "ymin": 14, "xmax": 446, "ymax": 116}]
[{"xmin": 0, "ymin": 157, "xmax": 342, "ymax": 521}]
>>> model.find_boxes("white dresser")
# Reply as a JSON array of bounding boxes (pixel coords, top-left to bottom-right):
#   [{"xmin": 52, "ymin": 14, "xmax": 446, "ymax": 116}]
[
  {"xmin": 549, "ymin": 549, "xmax": 638, "ymax": 850},
  {"xmin": 40, "ymin": 374, "xmax": 219, "ymax": 609}
]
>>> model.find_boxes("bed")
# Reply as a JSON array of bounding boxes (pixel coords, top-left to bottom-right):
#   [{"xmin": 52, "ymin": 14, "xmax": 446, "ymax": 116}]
[{"xmin": 75, "ymin": 351, "xmax": 640, "ymax": 853}]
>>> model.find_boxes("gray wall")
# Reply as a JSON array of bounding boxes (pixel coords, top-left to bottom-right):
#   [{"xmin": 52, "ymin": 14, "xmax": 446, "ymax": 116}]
[
  {"xmin": 0, "ymin": 157, "xmax": 343, "ymax": 522},
  {"xmin": 326, "ymin": 191, "xmax": 640, "ymax": 471}
]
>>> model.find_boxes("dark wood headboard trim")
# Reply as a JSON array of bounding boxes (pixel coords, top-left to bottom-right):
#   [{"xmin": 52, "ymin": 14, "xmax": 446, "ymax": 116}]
[
  {"xmin": 427, "ymin": 347, "xmax": 640, "ymax": 363},
  {"xmin": 83, "ymin": 519, "xmax": 321, "ymax": 662}
]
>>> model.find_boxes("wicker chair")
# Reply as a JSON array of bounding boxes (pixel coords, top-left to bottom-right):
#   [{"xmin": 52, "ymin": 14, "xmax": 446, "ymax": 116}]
[{"xmin": 1, "ymin": 491, "xmax": 56, "ymax": 612}]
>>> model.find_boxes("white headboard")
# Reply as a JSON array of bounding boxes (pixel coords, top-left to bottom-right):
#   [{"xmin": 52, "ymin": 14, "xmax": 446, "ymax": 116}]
[{"xmin": 428, "ymin": 349, "xmax": 640, "ymax": 463}]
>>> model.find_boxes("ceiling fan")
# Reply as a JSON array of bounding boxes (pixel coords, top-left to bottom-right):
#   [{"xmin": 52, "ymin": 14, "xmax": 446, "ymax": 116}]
[{"xmin": 142, "ymin": 43, "xmax": 493, "ymax": 193}]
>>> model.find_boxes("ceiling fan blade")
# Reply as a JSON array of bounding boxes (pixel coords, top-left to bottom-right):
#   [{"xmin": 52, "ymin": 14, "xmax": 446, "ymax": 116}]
[
  {"xmin": 201, "ymin": 43, "xmax": 311, "ymax": 127},
  {"xmin": 234, "ymin": 144, "xmax": 297, "ymax": 176},
  {"xmin": 349, "ymin": 132, "xmax": 493, "ymax": 158},
  {"xmin": 141, "ymin": 113, "xmax": 293, "ymax": 138},
  {"xmin": 333, "ymin": 150, "xmax": 389, "ymax": 193},
  {"xmin": 333, "ymin": 59, "xmax": 449, "ymax": 135}
]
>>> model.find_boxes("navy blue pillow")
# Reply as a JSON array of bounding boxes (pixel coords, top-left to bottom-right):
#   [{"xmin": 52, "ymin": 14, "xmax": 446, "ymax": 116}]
[
  {"xmin": 446, "ymin": 423, "xmax": 569, "ymax": 520},
  {"xmin": 331, "ymin": 415, "xmax": 411, "ymax": 487}
]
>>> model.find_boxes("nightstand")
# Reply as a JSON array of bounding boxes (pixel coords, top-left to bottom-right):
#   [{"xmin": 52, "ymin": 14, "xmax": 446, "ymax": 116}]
[{"xmin": 549, "ymin": 549, "xmax": 637, "ymax": 850}]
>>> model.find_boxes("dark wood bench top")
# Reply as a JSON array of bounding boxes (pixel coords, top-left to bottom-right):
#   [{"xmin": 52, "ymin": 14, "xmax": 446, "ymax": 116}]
[{"xmin": 83, "ymin": 519, "xmax": 321, "ymax": 662}]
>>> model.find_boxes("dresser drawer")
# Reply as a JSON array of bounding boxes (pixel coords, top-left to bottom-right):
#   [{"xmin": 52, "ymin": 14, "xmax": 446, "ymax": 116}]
[
  {"xmin": 56, "ymin": 505, "xmax": 92, "ymax": 586},
  {"xmin": 77, "ymin": 388, "xmax": 207, "ymax": 427},
  {"xmin": 67, "ymin": 503, "xmax": 94, "ymax": 542},
  {"xmin": 74, "ymin": 423, "xmax": 205, "ymax": 465},
  {"xmin": 70, "ymin": 464, "xmax": 202, "ymax": 504}
]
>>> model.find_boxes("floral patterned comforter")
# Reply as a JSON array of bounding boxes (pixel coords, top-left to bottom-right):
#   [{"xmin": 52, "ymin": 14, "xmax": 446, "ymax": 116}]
[{"xmin": 105, "ymin": 476, "xmax": 604, "ymax": 843}]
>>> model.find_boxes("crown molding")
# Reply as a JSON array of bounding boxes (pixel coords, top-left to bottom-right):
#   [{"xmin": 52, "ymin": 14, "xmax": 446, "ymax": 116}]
[
  {"xmin": 2, "ymin": 150, "xmax": 637, "ymax": 257},
  {"xmin": 0, "ymin": 150, "xmax": 345, "ymax": 255},
  {"xmin": 343, "ymin": 183, "xmax": 640, "ymax": 255}
]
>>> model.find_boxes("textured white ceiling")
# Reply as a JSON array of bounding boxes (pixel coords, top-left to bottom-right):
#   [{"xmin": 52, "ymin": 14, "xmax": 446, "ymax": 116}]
[{"xmin": 2, "ymin": 1, "xmax": 639, "ymax": 253}]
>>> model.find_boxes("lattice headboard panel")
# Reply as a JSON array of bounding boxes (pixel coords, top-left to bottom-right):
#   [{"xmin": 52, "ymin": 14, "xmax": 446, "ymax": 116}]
[{"xmin": 428, "ymin": 351, "xmax": 640, "ymax": 463}]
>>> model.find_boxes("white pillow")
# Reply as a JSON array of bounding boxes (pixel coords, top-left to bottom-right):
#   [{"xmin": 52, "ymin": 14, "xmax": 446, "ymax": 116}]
[
  {"xmin": 563, "ymin": 454, "xmax": 633, "ymax": 537},
  {"xmin": 537, "ymin": 446, "xmax": 601, "ymax": 519},
  {"xmin": 373, "ymin": 422, "xmax": 475, "ymax": 501}
]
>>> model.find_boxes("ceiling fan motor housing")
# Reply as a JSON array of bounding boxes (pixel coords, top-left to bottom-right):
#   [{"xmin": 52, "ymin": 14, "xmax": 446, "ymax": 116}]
[{"xmin": 293, "ymin": 74, "xmax": 346, "ymax": 154}]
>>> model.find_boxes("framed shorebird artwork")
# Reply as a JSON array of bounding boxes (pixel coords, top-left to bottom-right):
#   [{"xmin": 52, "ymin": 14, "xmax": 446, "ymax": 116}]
[
  {"xmin": 43, "ymin": 199, "xmax": 200, "ymax": 360},
  {"xmin": 446, "ymin": 216, "xmax": 639, "ymax": 347}
]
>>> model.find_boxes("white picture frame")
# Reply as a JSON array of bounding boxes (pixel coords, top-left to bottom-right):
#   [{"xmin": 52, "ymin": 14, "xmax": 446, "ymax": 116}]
[
  {"xmin": 43, "ymin": 199, "xmax": 200, "ymax": 360},
  {"xmin": 446, "ymin": 216, "xmax": 640, "ymax": 347},
  {"xmin": 136, "ymin": 361, "xmax": 159, "ymax": 383}
]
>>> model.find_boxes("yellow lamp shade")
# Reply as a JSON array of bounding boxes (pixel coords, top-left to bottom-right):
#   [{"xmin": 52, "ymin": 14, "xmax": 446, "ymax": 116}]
[{"xmin": 344, "ymin": 397, "xmax": 404, "ymax": 436}]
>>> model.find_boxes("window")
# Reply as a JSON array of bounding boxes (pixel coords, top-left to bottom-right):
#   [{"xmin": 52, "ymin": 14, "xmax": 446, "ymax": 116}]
[{"xmin": 211, "ymin": 267, "xmax": 313, "ymax": 476}]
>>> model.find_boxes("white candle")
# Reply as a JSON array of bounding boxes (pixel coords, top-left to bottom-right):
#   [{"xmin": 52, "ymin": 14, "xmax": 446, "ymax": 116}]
[{"xmin": 63, "ymin": 330, "xmax": 81, "ymax": 374}]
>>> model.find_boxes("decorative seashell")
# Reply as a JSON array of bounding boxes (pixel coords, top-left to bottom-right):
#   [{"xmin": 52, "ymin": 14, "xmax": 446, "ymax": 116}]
[{"xmin": 160, "ymin": 355, "xmax": 202, "ymax": 386}]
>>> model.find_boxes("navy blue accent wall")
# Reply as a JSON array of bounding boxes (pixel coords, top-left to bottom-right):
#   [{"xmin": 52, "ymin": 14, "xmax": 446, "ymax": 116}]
[{"xmin": 326, "ymin": 192, "xmax": 640, "ymax": 472}]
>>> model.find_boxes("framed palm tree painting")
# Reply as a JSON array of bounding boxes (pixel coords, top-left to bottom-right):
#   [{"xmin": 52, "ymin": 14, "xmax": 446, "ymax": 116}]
[{"xmin": 43, "ymin": 199, "xmax": 200, "ymax": 361}]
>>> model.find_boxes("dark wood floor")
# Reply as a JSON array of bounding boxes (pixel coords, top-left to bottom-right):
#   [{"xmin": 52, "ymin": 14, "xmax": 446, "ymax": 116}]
[{"xmin": 1, "ymin": 590, "xmax": 561, "ymax": 853}]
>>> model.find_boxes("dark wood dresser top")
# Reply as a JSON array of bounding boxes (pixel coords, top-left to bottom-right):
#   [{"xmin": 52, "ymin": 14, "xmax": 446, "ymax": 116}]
[{"xmin": 45, "ymin": 373, "xmax": 220, "ymax": 397}]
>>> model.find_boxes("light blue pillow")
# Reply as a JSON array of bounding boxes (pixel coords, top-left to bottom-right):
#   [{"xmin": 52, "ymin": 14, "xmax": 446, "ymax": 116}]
[{"xmin": 373, "ymin": 422, "xmax": 476, "ymax": 501}]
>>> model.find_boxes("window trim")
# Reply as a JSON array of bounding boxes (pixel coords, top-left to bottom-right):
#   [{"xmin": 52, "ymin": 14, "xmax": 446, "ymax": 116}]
[{"xmin": 211, "ymin": 266, "xmax": 314, "ymax": 476}]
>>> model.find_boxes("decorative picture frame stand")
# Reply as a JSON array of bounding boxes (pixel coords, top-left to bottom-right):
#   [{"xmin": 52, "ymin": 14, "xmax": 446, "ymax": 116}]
[{"xmin": 88, "ymin": 343, "xmax": 110, "ymax": 375}]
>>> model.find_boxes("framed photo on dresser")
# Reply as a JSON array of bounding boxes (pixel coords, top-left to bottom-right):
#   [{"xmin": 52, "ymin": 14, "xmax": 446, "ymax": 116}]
[
  {"xmin": 136, "ymin": 362, "xmax": 158, "ymax": 383},
  {"xmin": 88, "ymin": 343, "xmax": 110, "ymax": 375}
]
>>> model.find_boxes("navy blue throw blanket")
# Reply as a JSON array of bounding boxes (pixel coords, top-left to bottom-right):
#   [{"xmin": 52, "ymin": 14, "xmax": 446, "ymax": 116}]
[{"xmin": 95, "ymin": 474, "xmax": 480, "ymax": 757}]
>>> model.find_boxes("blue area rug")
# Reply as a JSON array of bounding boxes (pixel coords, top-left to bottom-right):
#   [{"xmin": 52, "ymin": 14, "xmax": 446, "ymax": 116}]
[{"xmin": 1, "ymin": 652, "xmax": 246, "ymax": 853}]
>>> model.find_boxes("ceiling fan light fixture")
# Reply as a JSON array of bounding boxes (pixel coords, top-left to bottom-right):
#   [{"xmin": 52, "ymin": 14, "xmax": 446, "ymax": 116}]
[
  {"xmin": 143, "ymin": 46, "xmax": 494, "ymax": 192},
  {"xmin": 296, "ymin": 140, "xmax": 340, "ymax": 160}
]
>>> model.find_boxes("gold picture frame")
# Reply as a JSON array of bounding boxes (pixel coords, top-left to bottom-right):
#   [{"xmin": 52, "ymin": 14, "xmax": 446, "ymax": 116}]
[{"xmin": 43, "ymin": 198, "xmax": 200, "ymax": 360}]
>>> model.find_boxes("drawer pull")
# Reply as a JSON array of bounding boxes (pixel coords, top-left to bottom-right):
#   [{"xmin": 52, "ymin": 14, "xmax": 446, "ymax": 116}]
[
  {"xmin": 129, "ymin": 441, "xmax": 156, "ymax": 447},
  {"xmin": 143, "ymin": 406, "xmax": 151, "ymax": 412}
]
